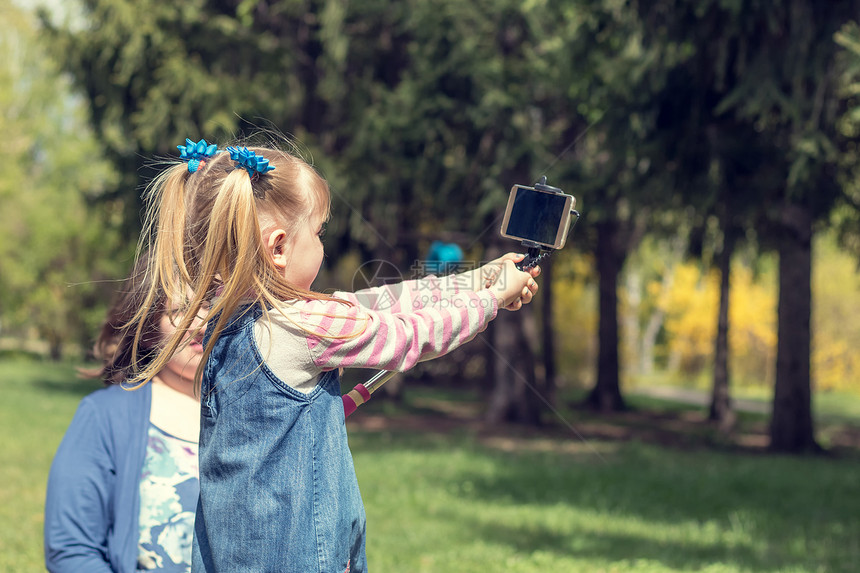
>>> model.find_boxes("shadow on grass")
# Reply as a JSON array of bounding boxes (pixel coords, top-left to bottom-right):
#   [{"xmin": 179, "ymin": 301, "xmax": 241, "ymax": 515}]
[
  {"xmin": 351, "ymin": 422, "xmax": 860, "ymax": 571},
  {"xmin": 32, "ymin": 376, "xmax": 103, "ymax": 397},
  {"xmin": 444, "ymin": 509, "xmax": 789, "ymax": 572},
  {"xmin": 347, "ymin": 388, "xmax": 860, "ymax": 573},
  {"xmin": 0, "ymin": 358, "xmax": 101, "ymax": 398},
  {"xmin": 445, "ymin": 443, "xmax": 860, "ymax": 572}
]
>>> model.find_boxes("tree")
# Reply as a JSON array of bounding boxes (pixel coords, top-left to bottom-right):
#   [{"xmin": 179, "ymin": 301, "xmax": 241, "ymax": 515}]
[
  {"xmin": 0, "ymin": 0, "xmax": 125, "ymax": 358},
  {"xmin": 625, "ymin": 1, "xmax": 771, "ymax": 428},
  {"xmin": 727, "ymin": 0, "xmax": 855, "ymax": 453},
  {"xmin": 42, "ymin": 0, "xmax": 593, "ymax": 423},
  {"xmin": 566, "ymin": 2, "xmax": 688, "ymax": 412},
  {"xmin": 50, "ymin": 0, "xmax": 769, "ymax": 426},
  {"xmin": 635, "ymin": 0, "xmax": 859, "ymax": 451},
  {"xmin": 39, "ymin": 0, "xmax": 274, "ymax": 237},
  {"xmin": 835, "ymin": 22, "xmax": 860, "ymax": 254}
]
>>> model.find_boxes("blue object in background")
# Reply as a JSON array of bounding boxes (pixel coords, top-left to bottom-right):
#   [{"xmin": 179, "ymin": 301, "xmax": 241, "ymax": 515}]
[
  {"xmin": 426, "ymin": 241, "xmax": 463, "ymax": 264},
  {"xmin": 422, "ymin": 241, "xmax": 465, "ymax": 277}
]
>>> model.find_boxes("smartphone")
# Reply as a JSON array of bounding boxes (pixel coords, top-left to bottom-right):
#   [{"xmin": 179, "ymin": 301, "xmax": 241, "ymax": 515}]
[{"xmin": 500, "ymin": 184, "xmax": 577, "ymax": 250}]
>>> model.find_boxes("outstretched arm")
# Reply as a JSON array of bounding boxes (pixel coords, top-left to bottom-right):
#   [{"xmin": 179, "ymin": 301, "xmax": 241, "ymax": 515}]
[
  {"xmin": 305, "ymin": 289, "xmax": 499, "ymax": 373},
  {"xmin": 339, "ymin": 252, "xmax": 540, "ymax": 312}
]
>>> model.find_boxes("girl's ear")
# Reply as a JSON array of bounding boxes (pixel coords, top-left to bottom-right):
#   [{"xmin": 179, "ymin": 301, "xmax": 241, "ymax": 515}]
[{"xmin": 268, "ymin": 229, "xmax": 290, "ymax": 270}]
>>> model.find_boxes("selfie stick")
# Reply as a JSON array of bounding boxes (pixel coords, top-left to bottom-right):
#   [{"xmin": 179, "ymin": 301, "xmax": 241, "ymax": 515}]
[
  {"xmin": 342, "ymin": 370, "xmax": 397, "ymax": 417},
  {"xmin": 343, "ymin": 176, "xmax": 579, "ymax": 418}
]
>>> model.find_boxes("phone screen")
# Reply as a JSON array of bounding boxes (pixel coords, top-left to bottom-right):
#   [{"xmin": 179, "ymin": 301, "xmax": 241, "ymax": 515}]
[{"xmin": 502, "ymin": 186, "xmax": 573, "ymax": 248}]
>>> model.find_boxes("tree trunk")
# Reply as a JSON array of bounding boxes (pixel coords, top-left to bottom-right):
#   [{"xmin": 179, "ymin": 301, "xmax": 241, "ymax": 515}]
[
  {"xmin": 519, "ymin": 308, "xmax": 544, "ymax": 424},
  {"xmin": 586, "ymin": 218, "xmax": 626, "ymax": 412},
  {"xmin": 48, "ymin": 336, "xmax": 63, "ymax": 362},
  {"xmin": 710, "ymin": 227, "xmax": 736, "ymax": 431},
  {"xmin": 640, "ymin": 306, "xmax": 665, "ymax": 375},
  {"xmin": 484, "ymin": 241, "xmax": 542, "ymax": 425},
  {"xmin": 769, "ymin": 205, "xmax": 819, "ymax": 453},
  {"xmin": 623, "ymin": 267, "xmax": 642, "ymax": 375},
  {"xmin": 484, "ymin": 301, "xmax": 542, "ymax": 425},
  {"xmin": 641, "ymin": 233, "xmax": 685, "ymax": 374},
  {"xmin": 541, "ymin": 257, "xmax": 557, "ymax": 410}
]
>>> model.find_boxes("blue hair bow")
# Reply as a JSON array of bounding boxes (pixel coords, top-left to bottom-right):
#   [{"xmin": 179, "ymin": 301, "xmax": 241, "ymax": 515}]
[
  {"xmin": 226, "ymin": 146, "xmax": 276, "ymax": 177},
  {"xmin": 178, "ymin": 138, "xmax": 219, "ymax": 173}
]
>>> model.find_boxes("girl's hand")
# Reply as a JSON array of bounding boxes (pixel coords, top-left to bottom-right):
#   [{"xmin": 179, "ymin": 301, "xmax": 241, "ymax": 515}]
[
  {"xmin": 482, "ymin": 255, "xmax": 540, "ymax": 311},
  {"xmin": 486, "ymin": 253, "xmax": 541, "ymax": 280}
]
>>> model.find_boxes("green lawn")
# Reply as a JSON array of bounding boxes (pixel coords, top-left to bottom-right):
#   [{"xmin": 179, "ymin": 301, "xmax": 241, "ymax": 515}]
[
  {"xmin": 0, "ymin": 359, "xmax": 105, "ymax": 572},
  {"xmin": 2, "ymin": 358, "xmax": 860, "ymax": 572}
]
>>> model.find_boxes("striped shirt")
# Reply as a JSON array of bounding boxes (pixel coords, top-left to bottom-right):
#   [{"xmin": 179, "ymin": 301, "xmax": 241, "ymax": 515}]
[{"xmin": 255, "ymin": 274, "xmax": 499, "ymax": 393}]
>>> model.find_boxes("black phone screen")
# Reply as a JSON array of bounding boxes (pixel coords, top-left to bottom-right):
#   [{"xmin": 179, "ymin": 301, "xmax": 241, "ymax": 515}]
[{"xmin": 505, "ymin": 188, "xmax": 569, "ymax": 246}]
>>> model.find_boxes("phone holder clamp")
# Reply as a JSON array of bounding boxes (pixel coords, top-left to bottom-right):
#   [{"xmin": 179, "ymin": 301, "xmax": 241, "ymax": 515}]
[{"xmin": 516, "ymin": 176, "xmax": 579, "ymax": 271}]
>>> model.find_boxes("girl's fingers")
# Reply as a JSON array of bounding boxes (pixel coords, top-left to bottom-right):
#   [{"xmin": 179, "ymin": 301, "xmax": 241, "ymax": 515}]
[{"xmin": 492, "ymin": 252, "xmax": 523, "ymax": 265}]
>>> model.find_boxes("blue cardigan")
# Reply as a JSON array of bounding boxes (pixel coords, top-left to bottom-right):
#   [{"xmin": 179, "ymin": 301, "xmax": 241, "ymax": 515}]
[{"xmin": 44, "ymin": 383, "xmax": 152, "ymax": 572}]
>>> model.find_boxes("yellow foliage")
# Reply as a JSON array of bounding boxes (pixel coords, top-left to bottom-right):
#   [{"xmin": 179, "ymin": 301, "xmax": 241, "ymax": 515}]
[
  {"xmin": 660, "ymin": 261, "xmax": 777, "ymax": 385},
  {"xmin": 552, "ymin": 251, "xmax": 598, "ymax": 387},
  {"xmin": 812, "ymin": 235, "xmax": 860, "ymax": 392},
  {"xmin": 662, "ymin": 264, "xmax": 719, "ymax": 372},
  {"xmin": 727, "ymin": 264, "xmax": 777, "ymax": 387},
  {"xmin": 547, "ymin": 232, "xmax": 860, "ymax": 396}
]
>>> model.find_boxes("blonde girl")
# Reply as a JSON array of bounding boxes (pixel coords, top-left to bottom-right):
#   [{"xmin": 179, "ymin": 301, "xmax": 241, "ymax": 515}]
[{"xmin": 129, "ymin": 138, "xmax": 539, "ymax": 573}]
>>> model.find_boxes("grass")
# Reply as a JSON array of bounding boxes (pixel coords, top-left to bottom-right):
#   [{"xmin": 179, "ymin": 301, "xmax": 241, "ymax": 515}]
[
  {"xmin": 353, "ymin": 433, "xmax": 860, "ymax": 572},
  {"xmin": 3, "ymin": 358, "xmax": 860, "ymax": 572},
  {"xmin": 0, "ymin": 358, "xmax": 105, "ymax": 572}
]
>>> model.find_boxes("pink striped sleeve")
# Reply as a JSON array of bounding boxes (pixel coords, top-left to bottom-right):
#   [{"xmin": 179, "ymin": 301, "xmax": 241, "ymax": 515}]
[
  {"xmin": 334, "ymin": 271, "xmax": 479, "ymax": 315},
  {"xmin": 302, "ymin": 289, "xmax": 499, "ymax": 372}
]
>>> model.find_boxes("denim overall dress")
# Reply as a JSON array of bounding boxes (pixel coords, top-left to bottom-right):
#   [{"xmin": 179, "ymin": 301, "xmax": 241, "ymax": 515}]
[{"xmin": 192, "ymin": 305, "xmax": 367, "ymax": 573}]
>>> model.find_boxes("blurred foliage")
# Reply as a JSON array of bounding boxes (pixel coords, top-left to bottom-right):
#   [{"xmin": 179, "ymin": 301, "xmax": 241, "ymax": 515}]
[
  {"xmin": 555, "ymin": 230, "xmax": 860, "ymax": 395},
  {"xmin": 550, "ymin": 250, "xmax": 597, "ymax": 388},
  {"xmin": 628, "ymin": 0, "xmax": 860, "ymax": 449},
  {"xmin": 811, "ymin": 232, "xmax": 860, "ymax": 393},
  {"xmin": 37, "ymin": 0, "xmax": 267, "ymax": 235},
  {"xmin": 835, "ymin": 20, "xmax": 860, "ymax": 258},
  {"xmin": 0, "ymin": 0, "xmax": 127, "ymax": 359},
  {"xmin": 2, "ymin": 0, "xmax": 857, "ymax": 433},
  {"xmin": 660, "ymin": 260, "xmax": 777, "ymax": 387}
]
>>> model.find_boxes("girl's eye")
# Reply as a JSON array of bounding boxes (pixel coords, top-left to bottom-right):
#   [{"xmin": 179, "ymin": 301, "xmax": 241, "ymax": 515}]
[{"xmin": 317, "ymin": 223, "xmax": 327, "ymax": 240}]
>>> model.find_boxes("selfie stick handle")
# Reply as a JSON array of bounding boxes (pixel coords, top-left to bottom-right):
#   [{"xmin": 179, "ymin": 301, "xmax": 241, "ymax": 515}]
[
  {"xmin": 517, "ymin": 244, "xmax": 546, "ymax": 271},
  {"xmin": 343, "ymin": 370, "xmax": 398, "ymax": 417}
]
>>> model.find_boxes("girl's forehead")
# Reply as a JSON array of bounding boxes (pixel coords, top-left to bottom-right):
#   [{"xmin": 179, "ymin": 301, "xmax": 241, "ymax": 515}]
[
  {"xmin": 305, "ymin": 174, "xmax": 330, "ymax": 210},
  {"xmin": 307, "ymin": 194, "xmax": 331, "ymax": 225},
  {"xmin": 310, "ymin": 200, "xmax": 330, "ymax": 222}
]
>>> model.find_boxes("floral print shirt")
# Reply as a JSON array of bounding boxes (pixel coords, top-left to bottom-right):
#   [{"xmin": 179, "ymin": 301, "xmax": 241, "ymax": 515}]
[{"xmin": 137, "ymin": 424, "xmax": 199, "ymax": 572}]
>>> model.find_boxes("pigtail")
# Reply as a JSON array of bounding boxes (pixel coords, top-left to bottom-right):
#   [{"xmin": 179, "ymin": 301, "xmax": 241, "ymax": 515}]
[
  {"xmin": 151, "ymin": 166, "xmax": 194, "ymax": 287},
  {"xmin": 192, "ymin": 168, "xmax": 269, "ymax": 388},
  {"xmin": 125, "ymin": 163, "xmax": 198, "ymax": 388}
]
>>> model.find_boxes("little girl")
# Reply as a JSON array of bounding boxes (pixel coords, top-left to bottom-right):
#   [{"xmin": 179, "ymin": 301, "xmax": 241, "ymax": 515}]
[{"xmin": 128, "ymin": 139, "xmax": 540, "ymax": 573}]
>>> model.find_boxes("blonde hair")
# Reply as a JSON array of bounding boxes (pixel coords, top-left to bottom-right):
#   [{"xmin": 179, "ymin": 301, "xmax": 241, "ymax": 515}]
[{"xmin": 126, "ymin": 143, "xmax": 352, "ymax": 390}]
